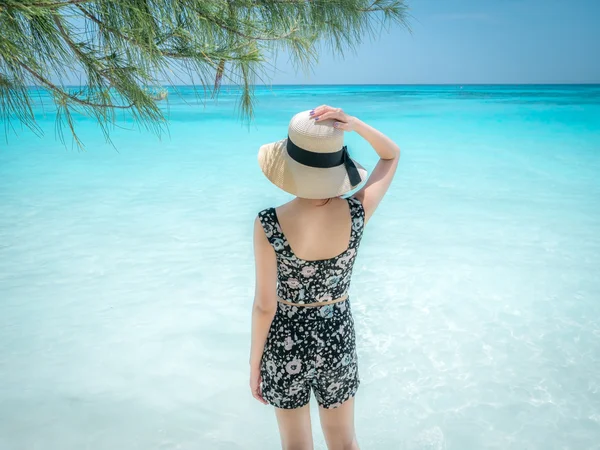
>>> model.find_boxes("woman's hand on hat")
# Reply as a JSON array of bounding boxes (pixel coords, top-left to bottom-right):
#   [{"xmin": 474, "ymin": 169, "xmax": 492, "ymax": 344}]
[{"xmin": 309, "ymin": 105, "xmax": 356, "ymax": 132}]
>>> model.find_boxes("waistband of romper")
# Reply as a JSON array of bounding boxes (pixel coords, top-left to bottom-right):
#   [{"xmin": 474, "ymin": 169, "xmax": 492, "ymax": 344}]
[
  {"xmin": 276, "ymin": 294, "xmax": 352, "ymax": 321},
  {"xmin": 277, "ymin": 292, "xmax": 349, "ymax": 307}
]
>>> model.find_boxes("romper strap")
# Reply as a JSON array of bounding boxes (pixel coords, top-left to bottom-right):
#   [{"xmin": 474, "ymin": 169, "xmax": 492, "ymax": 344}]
[
  {"xmin": 346, "ymin": 196, "xmax": 366, "ymax": 248},
  {"xmin": 257, "ymin": 207, "xmax": 287, "ymax": 253}
]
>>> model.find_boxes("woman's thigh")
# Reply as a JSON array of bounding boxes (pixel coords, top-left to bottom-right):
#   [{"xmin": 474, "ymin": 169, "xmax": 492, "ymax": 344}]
[
  {"xmin": 318, "ymin": 397, "xmax": 359, "ymax": 450},
  {"xmin": 274, "ymin": 403, "xmax": 314, "ymax": 450}
]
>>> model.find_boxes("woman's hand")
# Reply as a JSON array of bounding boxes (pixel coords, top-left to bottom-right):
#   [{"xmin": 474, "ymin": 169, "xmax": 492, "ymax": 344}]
[
  {"xmin": 250, "ymin": 364, "xmax": 268, "ymax": 405},
  {"xmin": 310, "ymin": 105, "xmax": 357, "ymax": 132}
]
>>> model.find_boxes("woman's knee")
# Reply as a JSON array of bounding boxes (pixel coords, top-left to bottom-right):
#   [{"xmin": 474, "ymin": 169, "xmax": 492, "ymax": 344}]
[
  {"xmin": 281, "ymin": 439, "xmax": 314, "ymax": 450},
  {"xmin": 323, "ymin": 433, "xmax": 357, "ymax": 449}
]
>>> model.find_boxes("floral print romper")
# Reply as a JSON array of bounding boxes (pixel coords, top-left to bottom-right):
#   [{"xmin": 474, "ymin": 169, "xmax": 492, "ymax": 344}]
[{"xmin": 257, "ymin": 197, "xmax": 365, "ymax": 409}]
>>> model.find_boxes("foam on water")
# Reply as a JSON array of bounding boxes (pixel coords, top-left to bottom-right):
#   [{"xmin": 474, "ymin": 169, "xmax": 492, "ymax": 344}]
[{"xmin": 1, "ymin": 85, "xmax": 599, "ymax": 449}]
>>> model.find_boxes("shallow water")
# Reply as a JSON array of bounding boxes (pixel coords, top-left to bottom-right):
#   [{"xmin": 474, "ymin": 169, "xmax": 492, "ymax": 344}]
[{"xmin": 1, "ymin": 85, "xmax": 600, "ymax": 449}]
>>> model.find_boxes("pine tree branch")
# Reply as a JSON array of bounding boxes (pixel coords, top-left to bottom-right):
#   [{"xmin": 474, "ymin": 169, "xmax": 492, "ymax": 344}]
[
  {"xmin": 18, "ymin": 61, "xmax": 133, "ymax": 109},
  {"xmin": 52, "ymin": 14, "xmax": 148, "ymax": 109},
  {"xmin": 75, "ymin": 5, "xmax": 139, "ymax": 46},
  {"xmin": 1, "ymin": 0, "xmax": 411, "ymax": 148},
  {"xmin": 26, "ymin": 0, "xmax": 93, "ymax": 8},
  {"xmin": 75, "ymin": 5, "xmax": 253, "ymax": 65},
  {"xmin": 190, "ymin": 6, "xmax": 299, "ymax": 42}
]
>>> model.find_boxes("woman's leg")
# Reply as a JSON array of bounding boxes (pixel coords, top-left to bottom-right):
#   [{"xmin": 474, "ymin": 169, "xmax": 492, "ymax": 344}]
[
  {"xmin": 274, "ymin": 403, "xmax": 314, "ymax": 450},
  {"xmin": 317, "ymin": 397, "xmax": 359, "ymax": 450}
]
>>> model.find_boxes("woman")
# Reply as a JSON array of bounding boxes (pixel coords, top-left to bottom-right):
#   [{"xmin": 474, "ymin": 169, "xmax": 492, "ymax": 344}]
[{"xmin": 250, "ymin": 105, "xmax": 400, "ymax": 449}]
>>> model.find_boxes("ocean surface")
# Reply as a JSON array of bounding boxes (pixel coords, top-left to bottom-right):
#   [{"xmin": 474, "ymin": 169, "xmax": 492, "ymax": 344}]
[{"xmin": 1, "ymin": 85, "xmax": 599, "ymax": 450}]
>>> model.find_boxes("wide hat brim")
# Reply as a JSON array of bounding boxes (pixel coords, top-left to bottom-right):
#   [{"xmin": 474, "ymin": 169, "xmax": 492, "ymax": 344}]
[{"xmin": 258, "ymin": 138, "xmax": 368, "ymax": 199}]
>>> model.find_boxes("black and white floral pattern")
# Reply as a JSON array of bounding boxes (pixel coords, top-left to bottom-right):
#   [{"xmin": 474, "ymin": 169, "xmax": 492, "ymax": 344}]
[
  {"xmin": 258, "ymin": 197, "xmax": 365, "ymax": 306},
  {"xmin": 257, "ymin": 197, "xmax": 365, "ymax": 409}
]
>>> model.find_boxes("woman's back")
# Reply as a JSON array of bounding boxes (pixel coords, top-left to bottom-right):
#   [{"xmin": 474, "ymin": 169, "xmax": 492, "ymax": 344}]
[
  {"xmin": 258, "ymin": 196, "xmax": 365, "ymax": 305},
  {"xmin": 273, "ymin": 197, "xmax": 358, "ymax": 262}
]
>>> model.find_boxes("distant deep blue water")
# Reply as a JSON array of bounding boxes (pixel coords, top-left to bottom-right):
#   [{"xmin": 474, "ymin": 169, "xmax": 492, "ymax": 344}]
[{"xmin": 1, "ymin": 85, "xmax": 600, "ymax": 449}]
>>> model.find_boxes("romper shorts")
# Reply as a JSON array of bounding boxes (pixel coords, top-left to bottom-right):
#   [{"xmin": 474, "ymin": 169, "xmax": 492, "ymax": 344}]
[{"xmin": 260, "ymin": 297, "xmax": 360, "ymax": 409}]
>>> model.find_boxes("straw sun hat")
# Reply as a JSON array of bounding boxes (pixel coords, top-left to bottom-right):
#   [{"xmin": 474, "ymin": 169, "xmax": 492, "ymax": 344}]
[{"xmin": 258, "ymin": 109, "xmax": 368, "ymax": 199}]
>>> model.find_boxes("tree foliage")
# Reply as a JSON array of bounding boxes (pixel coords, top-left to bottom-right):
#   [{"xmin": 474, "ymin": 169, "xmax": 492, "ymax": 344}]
[{"xmin": 0, "ymin": 0, "xmax": 409, "ymax": 147}]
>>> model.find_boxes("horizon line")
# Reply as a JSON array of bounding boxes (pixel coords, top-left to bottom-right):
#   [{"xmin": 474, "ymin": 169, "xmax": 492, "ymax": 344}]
[
  {"xmin": 30, "ymin": 82, "xmax": 600, "ymax": 88},
  {"xmin": 240, "ymin": 83, "xmax": 600, "ymax": 87}
]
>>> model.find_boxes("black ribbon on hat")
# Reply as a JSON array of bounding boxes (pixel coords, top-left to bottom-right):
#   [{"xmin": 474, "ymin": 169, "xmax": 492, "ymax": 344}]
[{"xmin": 286, "ymin": 136, "xmax": 361, "ymax": 187}]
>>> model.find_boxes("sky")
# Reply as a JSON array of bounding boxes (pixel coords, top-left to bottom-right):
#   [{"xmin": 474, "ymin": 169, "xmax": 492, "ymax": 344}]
[
  {"xmin": 263, "ymin": 0, "xmax": 600, "ymax": 84},
  {"xmin": 53, "ymin": 0, "xmax": 599, "ymax": 86}
]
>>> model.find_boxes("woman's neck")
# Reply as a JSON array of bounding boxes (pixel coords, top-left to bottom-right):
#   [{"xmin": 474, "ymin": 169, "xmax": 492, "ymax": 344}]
[{"xmin": 294, "ymin": 196, "xmax": 336, "ymax": 207}]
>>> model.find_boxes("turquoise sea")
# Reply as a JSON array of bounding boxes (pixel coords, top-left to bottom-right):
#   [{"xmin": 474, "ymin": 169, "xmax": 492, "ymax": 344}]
[{"xmin": 1, "ymin": 85, "xmax": 600, "ymax": 449}]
